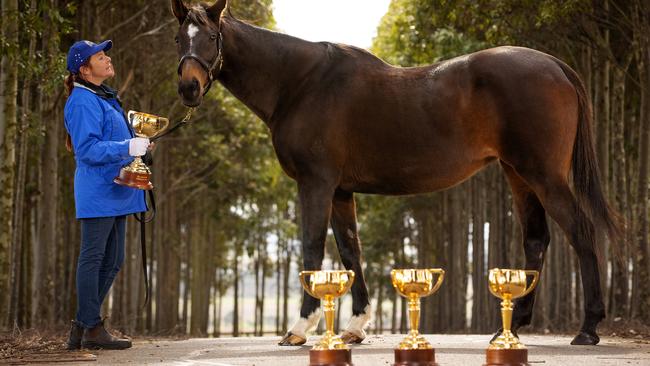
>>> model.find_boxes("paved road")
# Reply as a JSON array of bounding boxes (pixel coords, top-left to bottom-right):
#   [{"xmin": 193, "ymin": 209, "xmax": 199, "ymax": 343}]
[{"xmin": 59, "ymin": 334, "xmax": 650, "ymax": 365}]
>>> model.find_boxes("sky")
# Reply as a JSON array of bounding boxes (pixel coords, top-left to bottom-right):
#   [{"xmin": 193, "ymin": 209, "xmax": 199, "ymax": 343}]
[{"xmin": 272, "ymin": 0, "xmax": 392, "ymax": 49}]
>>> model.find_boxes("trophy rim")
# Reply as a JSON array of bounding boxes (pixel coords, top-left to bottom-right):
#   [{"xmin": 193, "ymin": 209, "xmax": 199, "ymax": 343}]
[
  {"xmin": 390, "ymin": 268, "xmax": 445, "ymax": 298},
  {"xmin": 488, "ymin": 268, "xmax": 539, "ymax": 299},
  {"xmin": 299, "ymin": 270, "xmax": 355, "ymax": 299},
  {"xmin": 127, "ymin": 110, "xmax": 170, "ymax": 138}
]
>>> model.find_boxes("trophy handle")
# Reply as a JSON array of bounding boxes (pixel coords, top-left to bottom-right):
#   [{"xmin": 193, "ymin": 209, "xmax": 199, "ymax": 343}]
[
  {"xmin": 157, "ymin": 115, "xmax": 170, "ymax": 133},
  {"xmin": 299, "ymin": 271, "xmax": 317, "ymax": 298},
  {"xmin": 428, "ymin": 268, "xmax": 445, "ymax": 295},
  {"xmin": 521, "ymin": 270, "xmax": 540, "ymax": 297},
  {"xmin": 341, "ymin": 270, "xmax": 355, "ymax": 294},
  {"xmin": 127, "ymin": 110, "xmax": 136, "ymax": 124}
]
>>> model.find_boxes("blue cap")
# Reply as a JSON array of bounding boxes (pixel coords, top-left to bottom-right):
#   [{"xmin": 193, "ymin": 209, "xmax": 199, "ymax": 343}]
[{"xmin": 66, "ymin": 40, "xmax": 113, "ymax": 74}]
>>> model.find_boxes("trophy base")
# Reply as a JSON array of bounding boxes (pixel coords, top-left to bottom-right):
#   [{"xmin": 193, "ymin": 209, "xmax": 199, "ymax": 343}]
[
  {"xmin": 484, "ymin": 348, "xmax": 529, "ymax": 366},
  {"xmin": 393, "ymin": 348, "xmax": 438, "ymax": 366},
  {"xmin": 114, "ymin": 169, "xmax": 153, "ymax": 190},
  {"xmin": 309, "ymin": 349, "xmax": 353, "ymax": 366}
]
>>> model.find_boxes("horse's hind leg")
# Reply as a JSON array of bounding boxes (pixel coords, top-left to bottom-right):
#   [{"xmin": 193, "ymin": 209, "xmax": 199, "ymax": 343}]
[
  {"xmin": 514, "ymin": 169, "xmax": 604, "ymax": 345},
  {"xmin": 330, "ymin": 189, "xmax": 371, "ymax": 344},
  {"xmin": 279, "ymin": 179, "xmax": 336, "ymax": 346},
  {"xmin": 500, "ymin": 162, "xmax": 550, "ymax": 332}
]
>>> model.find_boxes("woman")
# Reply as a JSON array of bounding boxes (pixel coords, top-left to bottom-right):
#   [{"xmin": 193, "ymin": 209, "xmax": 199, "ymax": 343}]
[{"xmin": 64, "ymin": 39, "xmax": 150, "ymax": 350}]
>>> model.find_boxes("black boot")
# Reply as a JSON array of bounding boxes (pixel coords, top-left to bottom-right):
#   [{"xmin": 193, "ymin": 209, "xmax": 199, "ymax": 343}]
[
  {"xmin": 67, "ymin": 320, "xmax": 85, "ymax": 350},
  {"xmin": 81, "ymin": 321, "xmax": 132, "ymax": 350}
]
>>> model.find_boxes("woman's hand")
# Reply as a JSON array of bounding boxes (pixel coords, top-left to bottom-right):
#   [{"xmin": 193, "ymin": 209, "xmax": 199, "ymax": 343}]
[{"xmin": 129, "ymin": 137, "xmax": 150, "ymax": 156}]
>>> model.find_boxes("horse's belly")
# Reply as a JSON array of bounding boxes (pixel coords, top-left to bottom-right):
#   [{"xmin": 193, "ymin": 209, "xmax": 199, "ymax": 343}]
[{"xmin": 340, "ymin": 156, "xmax": 495, "ymax": 195}]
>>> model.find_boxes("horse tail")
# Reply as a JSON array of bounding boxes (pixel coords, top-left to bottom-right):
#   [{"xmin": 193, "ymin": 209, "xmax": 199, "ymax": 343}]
[{"xmin": 553, "ymin": 57, "xmax": 624, "ymax": 248}]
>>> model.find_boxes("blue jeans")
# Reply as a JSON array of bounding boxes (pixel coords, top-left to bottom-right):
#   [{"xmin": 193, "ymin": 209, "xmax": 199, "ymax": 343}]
[{"xmin": 76, "ymin": 215, "xmax": 126, "ymax": 328}]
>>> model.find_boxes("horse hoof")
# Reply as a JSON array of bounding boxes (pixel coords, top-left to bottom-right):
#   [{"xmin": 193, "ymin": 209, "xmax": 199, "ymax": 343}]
[
  {"xmin": 571, "ymin": 331, "xmax": 600, "ymax": 345},
  {"xmin": 278, "ymin": 332, "xmax": 307, "ymax": 346},
  {"xmin": 341, "ymin": 331, "xmax": 364, "ymax": 344}
]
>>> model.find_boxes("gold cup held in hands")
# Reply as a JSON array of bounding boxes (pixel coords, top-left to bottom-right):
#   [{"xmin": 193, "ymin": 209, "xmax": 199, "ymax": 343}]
[
  {"xmin": 114, "ymin": 111, "xmax": 170, "ymax": 190},
  {"xmin": 299, "ymin": 270, "xmax": 355, "ymax": 366},
  {"xmin": 391, "ymin": 268, "xmax": 445, "ymax": 366},
  {"xmin": 485, "ymin": 268, "xmax": 539, "ymax": 366}
]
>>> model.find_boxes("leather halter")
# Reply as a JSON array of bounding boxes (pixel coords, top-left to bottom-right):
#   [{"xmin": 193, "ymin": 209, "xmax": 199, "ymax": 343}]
[{"xmin": 177, "ymin": 31, "xmax": 223, "ymax": 96}]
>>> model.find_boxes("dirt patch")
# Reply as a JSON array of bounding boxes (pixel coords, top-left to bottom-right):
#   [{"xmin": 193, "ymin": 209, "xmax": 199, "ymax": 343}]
[
  {"xmin": 0, "ymin": 326, "xmax": 191, "ymax": 364},
  {"xmin": 0, "ymin": 329, "xmax": 82, "ymax": 364},
  {"xmin": 598, "ymin": 318, "xmax": 650, "ymax": 342}
]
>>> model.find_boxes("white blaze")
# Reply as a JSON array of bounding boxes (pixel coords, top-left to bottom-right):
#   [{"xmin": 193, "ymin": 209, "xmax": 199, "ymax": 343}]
[{"xmin": 187, "ymin": 24, "xmax": 199, "ymax": 50}]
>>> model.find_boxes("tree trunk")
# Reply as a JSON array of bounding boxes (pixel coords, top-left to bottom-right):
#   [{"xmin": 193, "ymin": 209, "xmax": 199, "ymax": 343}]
[
  {"xmin": 33, "ymin": 0, "xmax": 60, "ymax": 328},
  {"xmin": 233, "ymin": 253, "xmax": 239, "ymax": 336},
  {"xmin": 9, "ymin": 0, "xmax": 37, "ymax": 327},
  {"xmin": 608, "ymin": 64, "xmax": 630, "ymax": 317},
  {"xmin": 0, "ymin": 0, "xmax": 19, "ymax": 328},
  {"xmin": 155, "ymin": 186, "xmax": 181, "ymax": 334},
  {"xmin": 260, "ymin": 243, "xmax": 267, "ymax": 335},
  {"xmin": 631, "ymin": 45, "xmax": 650, "ymax": 321},
  {"xmin": 282, "ymin": 236, "xmax": 291, "ymax": 333},
  {"xmin": 275, "ymin": 232, "xmax": 281, "ymax": 334}
]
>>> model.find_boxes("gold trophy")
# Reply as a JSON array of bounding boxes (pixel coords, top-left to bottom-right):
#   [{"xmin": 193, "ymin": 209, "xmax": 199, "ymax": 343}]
[
  {"xmin": 485, "ymin": 268, "xmax": 539, "ymax": 366},
  {"xmin": 114, "ymin": 111, "xmax": 169, "ymax": 190},
  {"xmin": 390, "ymin": 269, "xmax": 445, "ymax": 366},
  {"xmin": 299, "ymin": 270, "xmax": 355, "ymax": 366}
]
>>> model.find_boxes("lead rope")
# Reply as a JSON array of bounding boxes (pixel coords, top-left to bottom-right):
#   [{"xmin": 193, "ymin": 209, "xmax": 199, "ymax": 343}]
[
  {"xmin": 150, "ymin": 107, "xmax": 196, "ymax": 143},
  {"xmin": 137, "ymin": 107, "xmax": 196, "ymax": 309}
]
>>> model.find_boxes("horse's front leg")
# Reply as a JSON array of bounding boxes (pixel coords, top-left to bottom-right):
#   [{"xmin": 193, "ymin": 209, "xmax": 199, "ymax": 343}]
[
  {"xmin": 278, "ymin": 178, "xmax": 336, "ymax": 346},
  {"xmin": 330, "ymin": 189, "xmax": 371, "ymax": 344}
]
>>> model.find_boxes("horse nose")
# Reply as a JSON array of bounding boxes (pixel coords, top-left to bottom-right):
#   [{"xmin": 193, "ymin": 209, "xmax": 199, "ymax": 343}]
[{"xmin": 178, "ymin": 78, "xmax": 200, "ymax": 101}]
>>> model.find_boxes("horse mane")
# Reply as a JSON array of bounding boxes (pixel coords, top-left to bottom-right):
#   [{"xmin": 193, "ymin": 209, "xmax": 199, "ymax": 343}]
[
  {"xmin": 187, "ymin": 2, "xmax": 389, "ymax": 70},
  {"xmin": 187, "ymin": 5, "xmax": 211, "ymax": 26}
]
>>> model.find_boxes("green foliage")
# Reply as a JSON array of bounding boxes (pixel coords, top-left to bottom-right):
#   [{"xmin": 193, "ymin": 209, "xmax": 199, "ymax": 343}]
[{"xmin": 372, "ymin": 0, "xmax": 486, "ymax": 66}]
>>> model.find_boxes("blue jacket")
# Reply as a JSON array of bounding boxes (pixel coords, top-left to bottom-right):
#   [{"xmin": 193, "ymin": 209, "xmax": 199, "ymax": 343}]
[{"xmin": 64, "ymin": 80, "xmax": 147, "ymax": 219}]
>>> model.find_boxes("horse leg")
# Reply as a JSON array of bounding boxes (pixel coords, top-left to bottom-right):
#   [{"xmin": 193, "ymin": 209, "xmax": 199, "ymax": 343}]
[
  {"xmin": 278, "ymin": 179, "xmax": 336, "ymax": 346},
  {"xmin": 330, "ymin": 189, "xmax": 371, "ymax": 344},
  {"xmin": 518, "ymin": 171, "xmax": 604, "ymax": 345},
  {"xmin": 491, "ymin": 163, "xmax": 550, "ymax": 342}
]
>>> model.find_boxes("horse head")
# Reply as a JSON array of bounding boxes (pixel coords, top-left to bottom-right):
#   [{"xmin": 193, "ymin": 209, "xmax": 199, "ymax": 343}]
[{"xmin": 172, "ymin": 0, "xmax": 227, "ymax": 107}]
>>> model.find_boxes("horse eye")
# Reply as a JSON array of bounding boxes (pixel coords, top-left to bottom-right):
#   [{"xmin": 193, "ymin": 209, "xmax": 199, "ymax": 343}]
[
  {"xmin": 175, "ymin": 36, "xmax": 179, "ymax": 43},
  {"xmin": 210, "ymin": 33, "xmax": 217, "ymax": 40}
]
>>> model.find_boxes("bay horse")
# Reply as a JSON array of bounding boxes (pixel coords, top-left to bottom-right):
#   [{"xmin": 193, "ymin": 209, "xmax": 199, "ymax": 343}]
[{"xmin": 171, "ymin": 0, "xmax": 621, "ymax": 346}]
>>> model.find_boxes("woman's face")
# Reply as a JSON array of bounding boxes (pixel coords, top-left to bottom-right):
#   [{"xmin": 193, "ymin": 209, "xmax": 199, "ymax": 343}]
[{"xmin": 81, "ymin": 51, "xmax": 115, "ymax": 82}]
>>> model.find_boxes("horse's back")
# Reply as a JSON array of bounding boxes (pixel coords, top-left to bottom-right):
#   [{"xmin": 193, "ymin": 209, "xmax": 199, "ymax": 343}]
[{"xmin": 278, "ymin": 45, "xmax": 580, "ymax": 194}]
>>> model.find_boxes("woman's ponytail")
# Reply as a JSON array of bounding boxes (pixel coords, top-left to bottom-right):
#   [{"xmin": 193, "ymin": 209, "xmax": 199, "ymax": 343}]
[
  {"xmin": 64, "ymin": 72, "xmax": 76, "ymax": 152},
  {"xmin": 64, "ymin": 61, "xmax": 90, "ymax": 153},
  {"xmin": 64, "ymin": 72, "xmax": 75, "ymax": 96},
  {"xmin": 64, "ymin": 72, "xmax": 75, "ymax": 152}
]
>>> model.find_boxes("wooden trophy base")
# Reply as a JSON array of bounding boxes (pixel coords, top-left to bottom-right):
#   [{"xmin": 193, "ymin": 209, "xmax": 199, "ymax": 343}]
[
  {"xmin": 309, "ymin": 349, "xmax": 353, "ymax": 366},
  {"xmin": 114, "ymin": 169, "xmax": 153, "ymax": 190},
  {"xmin": 393, "ymin": 349, "xmax": 438, "ymax": 366},
  {"xmin": 484, "ymin": 348, "xmax": 529, "ymax": 366}
]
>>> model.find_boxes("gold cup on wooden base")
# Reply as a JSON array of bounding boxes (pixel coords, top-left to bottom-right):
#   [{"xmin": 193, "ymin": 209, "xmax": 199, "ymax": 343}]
[
  {"xmin": 390, "ymin": 268, "xmax": 445, "ymax": 366},
  {"xmin": 114, "ymin": 111, "xmax": 169, "ymax": 190},
  {"xmin": 299, "ymin": 270, "xmax": 355, "ymax": 366},
  {"xmin": 485, "ymin": 268, "xmax": 539, "ymax": 366}
]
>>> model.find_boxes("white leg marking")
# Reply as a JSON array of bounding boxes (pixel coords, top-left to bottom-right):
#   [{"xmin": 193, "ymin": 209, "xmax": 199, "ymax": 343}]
[
  {"xmin": 344, "ymin": 304, "xmax": 372, "ymax": 339},
  {"xmin": 288, "ymin": 308, "xmax": 322, "ymax": 338}
]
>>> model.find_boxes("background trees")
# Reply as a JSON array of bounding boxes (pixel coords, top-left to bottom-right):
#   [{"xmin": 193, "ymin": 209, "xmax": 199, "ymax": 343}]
[{"xmin": 0, "ymin": 0, "xmax": 647, "ymax": 336}]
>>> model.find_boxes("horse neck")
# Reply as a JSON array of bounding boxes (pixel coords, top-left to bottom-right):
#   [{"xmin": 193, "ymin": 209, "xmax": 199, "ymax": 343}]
[{"xmin": 216, "ymin": 16, "xmax": 325, "ymax": 128}]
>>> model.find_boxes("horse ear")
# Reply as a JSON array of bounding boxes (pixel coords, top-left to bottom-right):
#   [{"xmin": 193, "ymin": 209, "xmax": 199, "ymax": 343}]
[
  {"xmin": 206, "ymin": 0, "xmax": 227, "ymax": 21},
  {"xmin": 171, "ymin": 0, "xmax": 188, "ymax": 24}
]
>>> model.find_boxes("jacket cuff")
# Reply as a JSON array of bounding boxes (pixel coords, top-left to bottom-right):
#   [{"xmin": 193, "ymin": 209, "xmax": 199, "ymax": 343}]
[{"xmin": 118, "ymin": 139, "xmax": 131, "ymax": 158}]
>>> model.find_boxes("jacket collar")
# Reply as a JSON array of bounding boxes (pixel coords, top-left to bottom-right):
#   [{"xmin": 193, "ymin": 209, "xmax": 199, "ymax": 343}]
[{"xmin": 73, "ymin": 78, "xmax": 120, "ymax": 101}]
